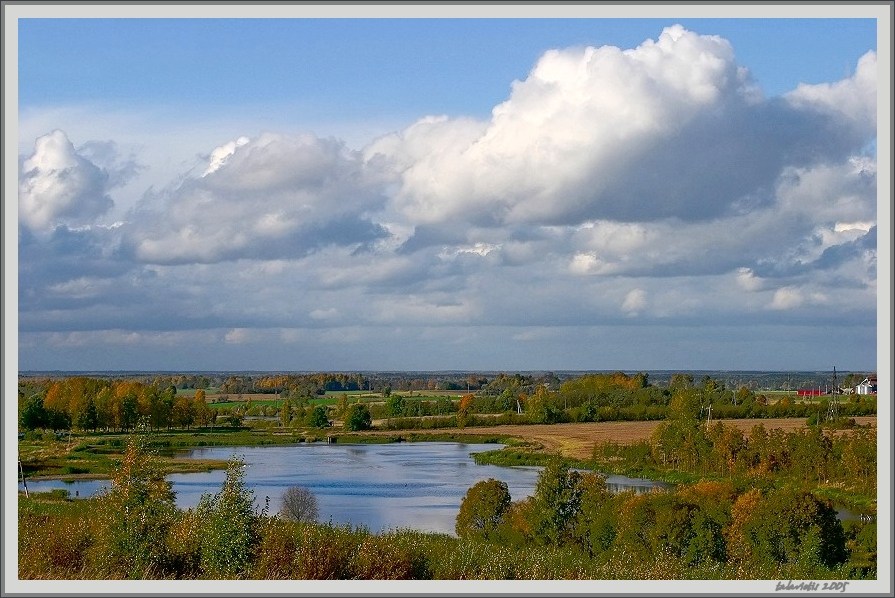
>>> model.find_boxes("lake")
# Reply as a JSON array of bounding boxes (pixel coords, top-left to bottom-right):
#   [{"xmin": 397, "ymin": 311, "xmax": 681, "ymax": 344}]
[{"xmin": 19, "ymin": 442, "xmax": 663, "ymax": 535}]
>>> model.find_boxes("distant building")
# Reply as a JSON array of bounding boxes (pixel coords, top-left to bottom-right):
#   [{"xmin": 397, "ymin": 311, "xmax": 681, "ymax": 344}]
[
  {"xmin": 797, "ymin": 388, "xmax": 825, "ymax": 397},
  {"xmin": 856, "ymin": 376, "xmax": 877, "ymax": 395}
]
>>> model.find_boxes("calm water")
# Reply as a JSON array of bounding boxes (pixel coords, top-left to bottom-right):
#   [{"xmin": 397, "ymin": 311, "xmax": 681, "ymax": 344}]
[{"xmin": 19, "ymin": 442, "xmax": 663, "ymax": 534}]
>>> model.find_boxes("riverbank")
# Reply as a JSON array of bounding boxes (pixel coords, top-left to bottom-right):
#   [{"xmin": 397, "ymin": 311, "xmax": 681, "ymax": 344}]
[{"xmin": 18, "ymin": 415, "xmax": 876, "ymax": 482}]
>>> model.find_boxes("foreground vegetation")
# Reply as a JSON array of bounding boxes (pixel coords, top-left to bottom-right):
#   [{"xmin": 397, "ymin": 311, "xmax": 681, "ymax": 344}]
[{"xmin": 18, "ymin": 438, "xmax": 875, "ymax": 580}]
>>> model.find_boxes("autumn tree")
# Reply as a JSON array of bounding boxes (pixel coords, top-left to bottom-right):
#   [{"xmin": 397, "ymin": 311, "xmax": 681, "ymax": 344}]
[{"xmin": 193, "ymin": 391, "xmax": 213, "ymax": 428}]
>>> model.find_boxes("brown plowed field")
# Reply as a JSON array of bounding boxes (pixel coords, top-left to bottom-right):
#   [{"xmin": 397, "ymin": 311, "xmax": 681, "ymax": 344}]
[{"xmin": 380, "ymin": 417, "xmax": 877, "ymax": 460}]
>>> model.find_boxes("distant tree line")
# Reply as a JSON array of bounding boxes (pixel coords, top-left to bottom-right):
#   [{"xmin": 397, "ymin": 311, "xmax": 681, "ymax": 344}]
[
  {"xmin": 19, "ymin": 378, "xmax": 213, "ymax": 433},
  {"xmin": 19, "ymin": 372, "xmax": 876, "ymax": 435}
]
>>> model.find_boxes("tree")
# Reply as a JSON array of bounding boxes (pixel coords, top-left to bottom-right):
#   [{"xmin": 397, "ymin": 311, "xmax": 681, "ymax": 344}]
[
  {"xmin": 529, "ymin": 458, "xmax": 582, "ymax": 545},
  {"xmin": 193, "ymin": 392, "xmax": 212, "ymax": 428},
  {"xmin": 98, "ymin": 436, "xmax": 177, "ymax": 577},
  {"xmin": 455, "ymin": 479, "xmax": 512, "ymax": 541},
  {"xmin": 280, "ymin": 398, "xmax": 294, "ymax": 427},
  {"xmin": 196, "ymin": 458, "xmax": 259, "ymax": 578},
  {"xmin": 344, "ymin": 403, "xmax": 372, "ymax": 431},
  {"xmin": 19, "ymin": 393, "xmax": 47, "ymax": 431},
  {"xmin": 76, "ymin": 395, "xmax": 99, "ymax": 431},
  {"xmin": 307, "ymin": 405, "xmax": 329, "ymax": 428},
  {"xmin": 173, "ymin": 394, "xmax": 195, "ymax": 429},
  {"xmin": 737, "ymin": 488, "xmax": 847, "ymax": 569},
  {"xmin": 385, "ymin": 394, "xmax": 405, "ymax": 418},
  {"xmin": 570, "ymin": 472, "xmax": 616, "ymax": 557},
  {"xmin": 336, "ymin": 393, "xmax": 349, "ymax": 419},
  {"xmin": 280, "ymin": 486, "xmax": 319, "ymax": 523},
  {"xmin": 669, "ymin": 373, "xmax": 694, "ymax": 392}
]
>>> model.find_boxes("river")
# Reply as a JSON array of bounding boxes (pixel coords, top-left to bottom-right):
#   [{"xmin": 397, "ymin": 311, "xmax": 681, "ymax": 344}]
[{"xmin": 19, "ymin": 441, "xmax": 663, "ymax": 535}]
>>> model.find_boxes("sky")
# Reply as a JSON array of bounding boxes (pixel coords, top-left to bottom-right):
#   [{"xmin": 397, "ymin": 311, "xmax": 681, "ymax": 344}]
[{"xmin": 9, "ymin": 9, "xmax": 887, "ymax": 373}]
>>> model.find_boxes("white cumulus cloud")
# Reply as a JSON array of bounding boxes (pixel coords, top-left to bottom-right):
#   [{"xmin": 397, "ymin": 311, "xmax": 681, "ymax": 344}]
[
  {"xmin": 19, "ymin": 130, "xmax": 114, "ymax": 230},
  {"xmin": 130, "ymin": 132, "xmax": 389, "ymax": 264}
]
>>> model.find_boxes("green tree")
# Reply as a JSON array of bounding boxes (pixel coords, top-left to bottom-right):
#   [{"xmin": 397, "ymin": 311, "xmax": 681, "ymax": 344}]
[
  {"xmin": 529, "ymin": 459, "xmax": 582, "ymax": 545},
  {"xmin": 669, "ymin": 373, "xmax": 694, "ymax": 391},
  {"xmin": 336, "ymin": 393, "xmax": 349, "ymax": 419},
  {"xmin": 385, "ymin": 394, "xmax": 405, "ymax": 418},
  {"xmin": 738, "ymin": 488, "xmax": 847, "ymax": 569},
  {"xmin": 307, "ymin": 405, "xmax": 329, "ymax": 428},
  {"xmin": 651, "ymin": 389, "xmax": 711, "ymax": 471},
  {"xmin": 76, "ymin": 395, "xmax": 99, "ymax": 431},
  {"xmin": 19, "ymin": 393, "xmax": 48, "ymax": 431},
  {"xmin": 98, "ymin": 436, "xmax": 177, "ymax": 578},
  {"xmin": 196, "ymin": 458, "xmax": 259, "ymax": 578},
  {"xmin": 344, "ymin": 403, "xmax": 372, "ymax": 431},
  {"xmin": 570, "ymin": 473, "xmax": 616, "ymax": 557},
  {"xmin": 280, "ymin": 398, "xmax": 293, "ymax": 427},
  {"xmin": 455, "ymin": 479, "xmax": 512, "ymax": 541}
]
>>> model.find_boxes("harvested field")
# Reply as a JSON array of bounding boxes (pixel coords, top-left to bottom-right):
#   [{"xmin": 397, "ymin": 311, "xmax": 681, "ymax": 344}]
[{"xmin": 368, "ymin": 417, "xmax": 877, "ymax": 460}]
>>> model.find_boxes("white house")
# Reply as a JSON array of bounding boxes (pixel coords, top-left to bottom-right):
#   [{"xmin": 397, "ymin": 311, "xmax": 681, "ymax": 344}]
[{"xmin": 855, "ymin": 376, "xmax": 877, "ymax": 395}]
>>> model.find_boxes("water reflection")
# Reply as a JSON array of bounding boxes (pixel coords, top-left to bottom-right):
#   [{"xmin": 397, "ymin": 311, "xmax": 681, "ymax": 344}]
[{"xmin": 19, "ymin": 442, "xmax": 666, "ymax": 535}]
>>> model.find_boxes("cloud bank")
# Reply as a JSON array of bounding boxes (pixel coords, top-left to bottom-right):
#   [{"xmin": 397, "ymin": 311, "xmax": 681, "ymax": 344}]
[{"xmin": 18, "ymin": 26, "xmax": 878, "ymax": 370}]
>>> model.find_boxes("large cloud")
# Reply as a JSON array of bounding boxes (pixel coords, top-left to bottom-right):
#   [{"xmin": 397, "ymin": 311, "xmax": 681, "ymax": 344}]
[
  {"xmin": 128, "ymin": 132, "xmax": 389, "ymax": 264},
  {"xmin": 367, "ymin": 26, "xmax": 875, "ymax": 237},
  {"xmin": 19, "ymin": 130, "xmax": 116, "ymax": 230}
]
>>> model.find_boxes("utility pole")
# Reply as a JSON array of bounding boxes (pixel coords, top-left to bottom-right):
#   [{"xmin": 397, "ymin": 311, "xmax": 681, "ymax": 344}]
[{"xmin": 828, "ymin": 366, "xmax": 840, "ymax": 422}]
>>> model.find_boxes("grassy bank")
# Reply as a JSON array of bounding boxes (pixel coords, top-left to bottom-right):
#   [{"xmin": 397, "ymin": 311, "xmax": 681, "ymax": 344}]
[{"xmin": 18, "ymin": 426, "xmax": 520, "ymax": 480}]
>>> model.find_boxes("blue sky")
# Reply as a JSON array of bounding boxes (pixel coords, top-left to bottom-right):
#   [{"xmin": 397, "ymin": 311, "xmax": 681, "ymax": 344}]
[
  {"xmin": 20, "ymin": 19, "xmax": 876, "ymax": 117},
  {"xmin": 10, "ymin": 12, "xmax": 886, "ymax": 372}
]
